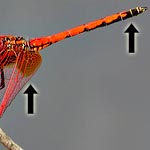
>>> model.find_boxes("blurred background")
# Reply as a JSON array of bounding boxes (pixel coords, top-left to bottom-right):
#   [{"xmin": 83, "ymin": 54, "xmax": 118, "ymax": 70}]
[{"xmin": 0, "ymin": 0, "xmax": 150, "ymax": 150}]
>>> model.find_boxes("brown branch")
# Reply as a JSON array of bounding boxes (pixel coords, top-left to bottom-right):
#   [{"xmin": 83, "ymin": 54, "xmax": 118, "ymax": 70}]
[{"xmin": 0, "ymin": 128, "xmax": 23, "ymax": 150}]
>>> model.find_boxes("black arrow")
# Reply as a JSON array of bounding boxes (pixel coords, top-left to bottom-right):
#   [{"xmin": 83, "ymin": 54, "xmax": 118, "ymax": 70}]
[
  {"xmin": 124, "ymin": 23, "xmax": 139, "ymax": 53},
  {"xmin": 24, "ymin": 84, "xmax": 38, "ymax": 114}
]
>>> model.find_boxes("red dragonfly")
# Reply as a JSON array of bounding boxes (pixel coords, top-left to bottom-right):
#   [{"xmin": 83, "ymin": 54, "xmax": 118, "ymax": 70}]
[{"xmin": 0, "ymin": 6, "xmax": 147, "ymax": 117}]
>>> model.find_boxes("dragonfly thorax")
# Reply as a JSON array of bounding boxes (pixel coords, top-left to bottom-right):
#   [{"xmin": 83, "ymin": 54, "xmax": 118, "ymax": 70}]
[
  {"xmin": 0, "ymin": 35, "xmax": 30, "ymax": 67},
  {"xmin": 2, "ymin": 36, "xmax": 29, "ymax": 52}
]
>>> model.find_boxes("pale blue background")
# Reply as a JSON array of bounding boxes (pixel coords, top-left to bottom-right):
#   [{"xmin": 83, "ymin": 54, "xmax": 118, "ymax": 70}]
[{"xmin": 1, "ymin": 0, "xmax": 150, "ymax": 150}]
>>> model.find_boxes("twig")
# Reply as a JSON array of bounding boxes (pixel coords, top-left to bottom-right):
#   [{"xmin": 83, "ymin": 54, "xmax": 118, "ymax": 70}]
[{"xmin": 0, "ymin": 128, "xmax": 23, "ymax": 150}]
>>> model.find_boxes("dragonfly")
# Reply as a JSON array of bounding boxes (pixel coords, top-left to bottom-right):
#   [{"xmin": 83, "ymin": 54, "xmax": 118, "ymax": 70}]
[{"xmin": 0, "ymin": 6, "xmax": 147, "ymax": 117}]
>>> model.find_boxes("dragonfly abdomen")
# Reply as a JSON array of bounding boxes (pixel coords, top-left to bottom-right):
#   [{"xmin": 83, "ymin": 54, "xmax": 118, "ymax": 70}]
[{"xmin": 29, "ymin": 6, "xmax": 147, "ymax": 51}]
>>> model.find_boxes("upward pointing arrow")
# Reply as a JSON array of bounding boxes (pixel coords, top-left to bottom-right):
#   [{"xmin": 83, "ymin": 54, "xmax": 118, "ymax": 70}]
[
  {"xmin": 124, "ymin": 23, "xmax": 139, "ymax": 54},
  {"xmin": 24, "ymin": 84, "xmax": 38, "ymax": 114}
]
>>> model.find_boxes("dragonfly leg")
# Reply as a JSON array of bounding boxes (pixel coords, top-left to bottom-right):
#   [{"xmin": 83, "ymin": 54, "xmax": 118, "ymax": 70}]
[{"xmin": 0, "ymin": 68, "xmax": 5, "ymax": 90}]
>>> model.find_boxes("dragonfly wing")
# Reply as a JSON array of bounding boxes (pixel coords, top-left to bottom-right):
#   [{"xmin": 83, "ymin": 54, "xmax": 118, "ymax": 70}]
[
  {"xmin": 0, "ymin": 67, "xmax": 14, "ymax": 104},
  {"xmin": 0, "ymin": 50, "xmax": 42, "ymax": 117}
]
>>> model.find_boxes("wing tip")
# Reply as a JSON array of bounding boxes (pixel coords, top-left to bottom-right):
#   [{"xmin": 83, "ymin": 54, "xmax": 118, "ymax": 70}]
[{"xmin": 0, "ymin": 105, "xmax": 5, "ymax": 117}]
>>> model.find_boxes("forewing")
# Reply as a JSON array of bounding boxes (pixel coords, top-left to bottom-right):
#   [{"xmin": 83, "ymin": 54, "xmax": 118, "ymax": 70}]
[{"xmin": 0, "ymin": 50, "xmax": 42, "ymax": 117}]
